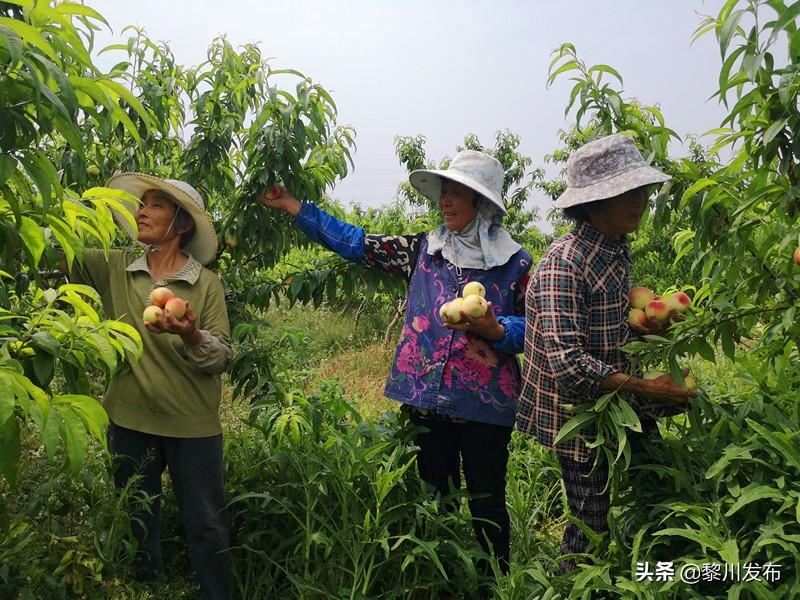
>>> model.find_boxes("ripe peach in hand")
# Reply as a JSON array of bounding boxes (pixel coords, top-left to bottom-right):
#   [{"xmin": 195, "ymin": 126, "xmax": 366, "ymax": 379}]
[
  {"xmin": 462, "ymin": 294, "xmax": 488, "ymax": 318},
  {"xmin": 164, "ymin": 297, "xmax": 187, "ymax": 320},
  {"xmin": 439, "ymin": 302, "xmax": 450, "ymax": 322},
  {"xmin": 629, "ymin": 287, "xmax": 654, "ymax": 310},
  {"xmin": 645, "ymin": 299, "xmax": 670, "ymax": 322},
  {"xmin": 149, "ymin": 287, "xmax": 175, "ymax": 308},
  {"xmin": 143, "ymin": 305, "xmax": 163, "ymax": 324},
  {"xmin": 442, "ymin": 298, "xmax": 465, "ymax": 324},
  {"xmin": 463, "ymin": 281, "xmax": 486, "ymax": 298}
]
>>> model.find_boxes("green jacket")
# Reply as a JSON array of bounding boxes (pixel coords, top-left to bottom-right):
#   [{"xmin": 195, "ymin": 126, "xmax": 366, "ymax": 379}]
[{"xmin": 71, "ymin": 249, "xmax": 231, "ymax": 437}]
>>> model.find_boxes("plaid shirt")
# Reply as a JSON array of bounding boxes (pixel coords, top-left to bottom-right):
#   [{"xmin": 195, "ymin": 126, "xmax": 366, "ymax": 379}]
[{"xmin": 516, "ymin": 222, "xmax": 670, "ymax": 462}]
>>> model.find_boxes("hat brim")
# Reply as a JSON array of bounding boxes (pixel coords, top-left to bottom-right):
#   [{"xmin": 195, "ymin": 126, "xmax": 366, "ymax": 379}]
[
  {"xmin": 105, "ymin": 173, "xmax": 218, "ymax": 265},
  {"xmin": 554, "ymin": 165, "xmax": 670, "ymax": 209},
  {"xmin": 409, "ymin": 169, "xmax": 507, "ymax": 214}
]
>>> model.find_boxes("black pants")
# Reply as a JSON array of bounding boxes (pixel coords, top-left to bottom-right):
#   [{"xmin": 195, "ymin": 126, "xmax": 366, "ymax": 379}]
[
  {"xmin": 108, "ymin": 423, "xmax": 232, "ymax": 600},
  {"xmin": 409, "ymin": 410, "xmax": 512, "ymax": 574}
]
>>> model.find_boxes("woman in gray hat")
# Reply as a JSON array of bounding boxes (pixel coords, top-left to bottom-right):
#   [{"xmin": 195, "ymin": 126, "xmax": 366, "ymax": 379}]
[
  {"xmin": 257, "ymin": 150, "xmax": 531, "ymax": 574},
  {"xmin": 515, "ymin": 134, "xmax": 696, "ymax": 572}
]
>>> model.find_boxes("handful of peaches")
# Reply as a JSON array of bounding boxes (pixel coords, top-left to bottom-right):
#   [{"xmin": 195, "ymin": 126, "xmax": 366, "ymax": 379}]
[{"xmin": 628, "ymin": 287, "xmax": 691, "ymax": 333}]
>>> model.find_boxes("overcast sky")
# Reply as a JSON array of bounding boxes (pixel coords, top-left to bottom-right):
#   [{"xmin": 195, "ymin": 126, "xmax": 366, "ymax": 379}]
[{"xmin": 95, "ymin": 1, "xmax": 727, "ymax": 222}]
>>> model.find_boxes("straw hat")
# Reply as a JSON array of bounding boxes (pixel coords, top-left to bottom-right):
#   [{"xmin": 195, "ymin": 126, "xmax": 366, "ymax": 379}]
[{"xmin": 106, "ymin": 173, "xmax": 218, "ymax": 265}]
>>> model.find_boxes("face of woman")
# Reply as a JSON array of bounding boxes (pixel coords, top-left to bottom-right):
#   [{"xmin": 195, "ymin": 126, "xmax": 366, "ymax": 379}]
[
  {"xmin": 136, "ymin": 190, "xmax": 180, "ymax": 245},
  {"xmin": 591, "ymin": 186, "xmax": 649, "ymax": 238},
  {"xmin": 439, "ymin": 179, "xmax": 479, "ymax": 231}
]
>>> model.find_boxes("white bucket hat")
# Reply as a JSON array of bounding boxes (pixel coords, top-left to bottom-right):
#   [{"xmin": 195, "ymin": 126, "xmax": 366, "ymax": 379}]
[
  {"xmin": 409, "ymin": 150, "xmax": 506, "ymax": 214},
  {"xmin": 554, "ymin": 134, "xmax": 670, "ymax": 209},
  {"xmin": 105, "ymin": 172, "xmax": 218, "ymax": 265}
]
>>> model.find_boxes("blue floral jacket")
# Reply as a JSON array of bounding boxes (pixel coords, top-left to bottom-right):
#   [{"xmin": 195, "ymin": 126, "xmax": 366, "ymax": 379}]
[{"xmin": 294, "ymin": 202, "xmax": 531, "ymax": 427}]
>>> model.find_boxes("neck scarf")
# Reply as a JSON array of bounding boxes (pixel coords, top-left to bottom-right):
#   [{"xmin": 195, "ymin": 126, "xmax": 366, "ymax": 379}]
[{"xmin": 426, "ymin": 199, "xmax": 522, "ymax": 270}]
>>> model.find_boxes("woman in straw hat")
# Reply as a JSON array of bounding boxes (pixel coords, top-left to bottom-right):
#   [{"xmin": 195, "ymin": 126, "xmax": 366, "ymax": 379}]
[
  {"xmin": 67, "ymin": 174, "xmax": 233, "ymax": 599},
  {"xmin": 256, "ymin": 150, "xmax": 531, "ymax": 575},
  {"xmin": 515, "ymin": 135, "xmax": 696, "ymax": 573}
]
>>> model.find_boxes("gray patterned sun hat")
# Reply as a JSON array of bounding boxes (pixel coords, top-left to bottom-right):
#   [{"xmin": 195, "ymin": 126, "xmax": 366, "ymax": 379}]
[
  {"xmin": 409, "ymin": 150, "xmax": 506, "ymax": 214},
  {"xmin": 554, "ymin": 134, "xmax": 670, "ymax": 209}
]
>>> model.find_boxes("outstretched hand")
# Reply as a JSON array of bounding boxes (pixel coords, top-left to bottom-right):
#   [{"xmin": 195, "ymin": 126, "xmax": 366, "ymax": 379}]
[{"xmin": 255, "ymin": 185, "xmax": 302, "ymax": 216}]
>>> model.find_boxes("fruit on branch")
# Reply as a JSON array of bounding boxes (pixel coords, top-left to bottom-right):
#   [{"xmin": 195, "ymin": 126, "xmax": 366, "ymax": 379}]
[
  {"xmin": 630, "ymin": 287, "xmax": 654, "ymax": 310},
  {"xmin": 665, "ymin": 292, "xmax": 691, "ymax": 313},
  {"xmin": 645, "ymin": 299, "xmax": 670, "ymax": 322},
  {"xmin": 628, "ymin": 308, "xmax": 648, "ymax": 328}
]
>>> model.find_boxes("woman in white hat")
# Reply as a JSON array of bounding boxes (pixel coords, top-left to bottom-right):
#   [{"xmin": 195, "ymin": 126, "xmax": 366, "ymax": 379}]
[
  {"xmin": 67, "ymin": 173, "xmax": 233, "ymax": 599},
  {"xmin": 256, "ymin": 150, "xmax": 531, "ymax": 576},
  {"xmin": 515, "ymin": 135, "xmax": 696, "ymax": 573}
]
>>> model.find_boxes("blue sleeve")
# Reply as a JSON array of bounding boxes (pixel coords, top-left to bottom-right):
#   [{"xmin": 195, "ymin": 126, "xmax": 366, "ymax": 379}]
[
  {"xmin": 489, "ymin": 315, "xmax": 525, "ymax": 355},
  {"xmin": 293, "ymin": 201, "xmax": 366, "ymax": 263}
]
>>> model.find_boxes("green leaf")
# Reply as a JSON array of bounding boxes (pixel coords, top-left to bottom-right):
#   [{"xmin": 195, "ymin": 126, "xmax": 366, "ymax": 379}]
[
  {"xmin": 59, "ymin": 406, "xmax": 87, "ymax": 475},
  {"xmin": 725, "ymin": 483, "xmax": 784, "ymax": 517},
  {"xmin": 30, "ymin": 331, "xmax": 60, "ymax": 355},
  {"xmin": 19, "ymin": 216, "xmax": 45, "ymax": 265},
  {"xmin": 0, "ymin": 373, "xmax": 15, "ymax": 424},
  {"xmin": 41, "ymin": 409, "xmax": 61, "ymax": 459},
  {"xmin": 680, "ymin": 178, "xmax": 717, "ymax": 209},
  {"xmin": 0, "ymin": 414, "xmax": 21, "ymax": 484},
  {"xmin": 771, "ymin": 0, "xmax": 800, "ymax": 34},
  {"xmin": 0, "ymin": 154, "xmax": 17, "ymax": 187},
  {"xmin": 762, "ymin": 118, "xmax": 788, "ymax": 144},
  {"xmin": 0, "ymin": 16, "xmax": 59, "ymax": 62},
  {"xmin": 0, "ymin": 23, "xmax": 23, "ymax": 63},
  {"xmin": 553, "ymin": 411, "xmax": 596, "ymax": 445},
  {"xmin": 30, "ymin": 353, "xmax": 54, "ymax": 387}
]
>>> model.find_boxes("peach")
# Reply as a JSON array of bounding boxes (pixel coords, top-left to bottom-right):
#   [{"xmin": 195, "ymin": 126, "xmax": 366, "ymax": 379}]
[
  {"xmin": 794, "ymin": 247, "xmax": 800, "ymax": 266},
  {"xmin": 442, "ymin": 298, "xmax": 465, "ymax": 324},
  {"xmin": 439, "ymin": 302, "xmax": 450, "ymax": 322},
  {"xmin": 667, "ymin": 291, "xmax": 691, "ymax": 313},
  {"xmin": 462, "ymin": 294, "xmax": 488, "ymax": 318},
  {"xmin": 683, "ymin": 373, "xmax": 697, "ymax": 391},
  {"xmin": 143, "ymin": 305, "xmax": 163, "ymax": 325},
  {"xmin": 645, "ymin": 299, "xmax": 670, "ymax": 322},
  {"xmin": 628, "ymin": 308, "xmax": 648, "ymax": 329},
  {"xmin": 164, "ymin": 297, "xmax": 187, "ymax": 320},
  {"xmin": 149, "ymin": 287, "xmax": 175, "ymax": 308},
  {"xmin": 462, "ymin": 281, "xmax": 486, "ymax": 298},
  {"xmin": 642, "ymin": 370, "xmax": 665, "ymax": 380},
  {"xmin": 629, "ymin": 287, "xmax": 654, "ymax": 310}
]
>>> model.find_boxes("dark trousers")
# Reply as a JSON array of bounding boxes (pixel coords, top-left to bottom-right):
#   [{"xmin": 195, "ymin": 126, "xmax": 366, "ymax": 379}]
[
  {"xmin": 108, "ymin": 423, "xmax": 232, "ymax": 600},
  {"xmin": 557, "ymin": 424, "xmax": 654, "ymax": 573},
  {"xmin": 409, "ymin": 410, "xmax": 512, "ymax": 574},
  {"xmin": 557, "ymin": 454, "xmax": 610, "ymax": 573}
]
